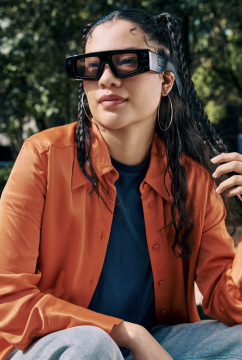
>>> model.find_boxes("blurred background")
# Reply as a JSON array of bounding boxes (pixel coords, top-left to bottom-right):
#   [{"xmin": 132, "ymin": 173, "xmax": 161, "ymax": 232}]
[
  {"xmin": 0, "ymin": 0, "xmax": 242, "ymax": 199},
  {"xmin": 0, "ymin": 0, "xmax": 242, "ymax": 313}
]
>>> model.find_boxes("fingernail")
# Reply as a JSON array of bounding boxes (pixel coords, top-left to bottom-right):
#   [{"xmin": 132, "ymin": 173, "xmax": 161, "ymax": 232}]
[
  {"xmin": 211, "ymin": 157, "xmax": 217, "ymax": 163},
  {"xmin": 212, "ymin": 172, "xmax": 217, "ymax": 178},
  {"xmin": 216, "ymin": 187, "xmax": 220, "ymax": 193}
]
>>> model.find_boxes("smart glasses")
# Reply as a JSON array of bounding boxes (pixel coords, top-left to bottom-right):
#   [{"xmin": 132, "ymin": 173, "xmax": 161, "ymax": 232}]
[{"xmin": 65, "ymin": 48, "xmax": 182, "ymax": 96}]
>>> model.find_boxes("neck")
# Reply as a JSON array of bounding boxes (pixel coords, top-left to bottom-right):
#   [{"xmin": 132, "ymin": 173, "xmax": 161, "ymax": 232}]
[{"xmin": 95, "ymin": 119, "xmax": 156, "ymax": 166}]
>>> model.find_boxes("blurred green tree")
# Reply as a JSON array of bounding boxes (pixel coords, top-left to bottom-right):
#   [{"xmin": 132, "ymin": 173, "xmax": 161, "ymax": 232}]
[{"xmin": 190, "ymin": 0, "xmax": 242, "ymax": 124}]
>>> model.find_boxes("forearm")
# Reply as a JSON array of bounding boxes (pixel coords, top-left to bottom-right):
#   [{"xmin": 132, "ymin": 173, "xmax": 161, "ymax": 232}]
[
  {"xmin": 0, "ymin": 288, "xmax": 123, "ymax": 351},
  {"xmin": 110, "ymin": 321, "xmax": 144, "ymax": 349},
  {"xmin": 110, "ymin": 321, "xmax": 174, "ymax": 360}
]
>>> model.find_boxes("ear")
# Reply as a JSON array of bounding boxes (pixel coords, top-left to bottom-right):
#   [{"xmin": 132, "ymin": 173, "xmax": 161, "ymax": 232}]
[{"xmin": 161, "ymin": 71, "xmax": 175, "ymax": 96}]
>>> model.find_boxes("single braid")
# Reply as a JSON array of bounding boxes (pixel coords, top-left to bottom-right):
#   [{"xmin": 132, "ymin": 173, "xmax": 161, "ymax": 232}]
[
  {"xmin": 75, "ymin": 22, "xmax": 98, "ymax": 194},
  {"xmin": 76, "ymin": 82, "xmax": 96, "ymax": 193},
  {"xmin": 158, "ymin": 13, "xmax": 227, "ymax": 155}
]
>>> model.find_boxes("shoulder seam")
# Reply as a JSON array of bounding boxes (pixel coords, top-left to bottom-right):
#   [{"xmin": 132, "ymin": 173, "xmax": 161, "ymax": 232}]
[
  {"xmin": 25, "ymin": 138, "xmax": 49, "ymax": 154},
  {"xmin": 25, "ymin": 139, "xmax": 75, "ymax": 153}
]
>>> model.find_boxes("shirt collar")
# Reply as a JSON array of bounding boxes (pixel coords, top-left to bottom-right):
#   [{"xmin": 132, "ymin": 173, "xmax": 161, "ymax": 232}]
[
  {"xmin": 71, "ymin": 122, "xmax": 114, "ymax": 191},
  {"xmin": 71, "ymin": 122, "xmax": 173, "ymax": 203}
]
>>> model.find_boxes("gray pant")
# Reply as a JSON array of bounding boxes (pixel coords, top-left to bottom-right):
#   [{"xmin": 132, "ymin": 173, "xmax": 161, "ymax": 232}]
[
  {"xmin": 6, "ymin": 320, "xmax": 242, "ymax": 360},
  {"xmin": 6, "ymin": 326, "xmax": 124, "ymax": 360}
]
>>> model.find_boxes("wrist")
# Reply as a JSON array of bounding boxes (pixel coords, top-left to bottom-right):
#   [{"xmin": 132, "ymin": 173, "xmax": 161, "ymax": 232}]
[{"xmin": 110, "ymin": 321, "xmax": 145, "ymax": 349}]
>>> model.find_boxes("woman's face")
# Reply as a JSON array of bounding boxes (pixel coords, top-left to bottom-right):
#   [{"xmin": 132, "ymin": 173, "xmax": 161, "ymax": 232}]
[{"xmin": 83, "ymin": 20, "xmax": 172, "ymax": 132}]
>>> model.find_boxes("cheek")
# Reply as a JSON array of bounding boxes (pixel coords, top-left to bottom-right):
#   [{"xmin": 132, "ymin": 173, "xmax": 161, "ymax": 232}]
[
  {"xmin": 83, "ymin": 80, "xmax": 94, "ymax": 96},
  {"xmin": 131, "ymin": 75, "xmax": 161, "ymax": 110}
]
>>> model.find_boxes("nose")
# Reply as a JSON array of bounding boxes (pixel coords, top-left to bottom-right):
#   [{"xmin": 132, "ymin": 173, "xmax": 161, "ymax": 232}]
[{"xmin": 98, "ymin": 63, "xmax": 122, "ymax": 88}]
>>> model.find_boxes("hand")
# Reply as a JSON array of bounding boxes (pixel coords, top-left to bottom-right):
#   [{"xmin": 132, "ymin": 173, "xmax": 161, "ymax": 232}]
[
  {"xmin": 211, "ymin": 152, "xmax": 242, "ymax": 201},
  {"xmin": 110, "ymin": 321, "xmax": 173, "ymax": 360}
]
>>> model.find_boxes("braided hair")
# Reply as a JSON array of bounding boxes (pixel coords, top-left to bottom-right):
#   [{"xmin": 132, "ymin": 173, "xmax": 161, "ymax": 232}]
[{"xmin": 76, "ymin": 9, "xmax": 238, "ymax": 258}]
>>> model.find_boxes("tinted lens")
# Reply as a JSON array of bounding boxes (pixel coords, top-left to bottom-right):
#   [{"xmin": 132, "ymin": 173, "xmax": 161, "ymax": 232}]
[
  {"xmin": 76, "ymin": 56, "xmax": 100, "ymax": 77},
  {"xmin": 112, "ymin": 53, "xmax": 138, "ymax": 74}
]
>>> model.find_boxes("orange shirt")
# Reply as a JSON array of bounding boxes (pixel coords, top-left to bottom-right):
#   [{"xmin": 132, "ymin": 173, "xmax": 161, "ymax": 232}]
[{"xmin": 0, "ymin": 121, "xmax": 241, "ymax": 359}]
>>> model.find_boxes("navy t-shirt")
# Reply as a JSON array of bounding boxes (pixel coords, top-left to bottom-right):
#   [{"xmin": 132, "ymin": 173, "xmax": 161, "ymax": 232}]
[{"xmin": 88, "ymin": 156, "xmax": 157, "ymax": 357}]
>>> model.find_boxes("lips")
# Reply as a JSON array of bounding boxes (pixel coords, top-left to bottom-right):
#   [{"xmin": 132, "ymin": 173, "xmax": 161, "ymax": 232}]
[{"xmin": 98, "ymin": 94, "xmax": 127, "ymax": 107}]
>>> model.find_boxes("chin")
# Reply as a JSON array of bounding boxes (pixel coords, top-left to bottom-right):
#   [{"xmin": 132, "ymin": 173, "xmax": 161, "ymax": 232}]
[{"xmin": 95, "ymin": 115, "xmax": 130, "ymax": 131}]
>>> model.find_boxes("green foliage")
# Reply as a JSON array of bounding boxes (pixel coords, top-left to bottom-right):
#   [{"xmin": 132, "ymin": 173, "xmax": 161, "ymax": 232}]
[
  {"xmin": 190, "ymin": 0, "xmax": 242, "ymax": 124},
  {"xmin": 205, "ymin": 100, "xmax": 227, "ymax": 125},
  {"xmin": 192, "ymin": 66, "xmax": 227, "ymax": 124}
]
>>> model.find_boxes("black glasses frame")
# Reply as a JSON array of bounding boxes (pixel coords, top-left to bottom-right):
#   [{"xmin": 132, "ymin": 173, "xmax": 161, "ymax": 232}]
[{"xmin": 65, "ymin": 48, "xmax": 182, "ymax": 96}]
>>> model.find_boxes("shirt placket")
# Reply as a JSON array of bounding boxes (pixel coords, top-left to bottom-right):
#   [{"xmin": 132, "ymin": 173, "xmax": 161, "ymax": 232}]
[{"xmin": 140, "ymin": 180, "xmax": 170, "ymax": 324}]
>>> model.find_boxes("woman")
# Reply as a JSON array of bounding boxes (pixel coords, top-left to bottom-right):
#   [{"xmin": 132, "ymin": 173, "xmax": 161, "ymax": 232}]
[{"xmin": 0, "ymin": 9, "xmax": 242, "ymax": 360}]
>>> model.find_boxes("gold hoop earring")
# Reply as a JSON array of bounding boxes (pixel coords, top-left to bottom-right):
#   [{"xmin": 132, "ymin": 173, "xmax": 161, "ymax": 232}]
[
  {"xmin": 81, "ymin": 92, "xmax": 92, "ymax": 122},
  {"xmin": 157, "ymin": 94, "xmax": 173, "ymax": 132}
]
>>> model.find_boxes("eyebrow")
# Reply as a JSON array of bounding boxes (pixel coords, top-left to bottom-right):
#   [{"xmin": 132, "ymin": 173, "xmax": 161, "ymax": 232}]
[{"xmin": 122, "ymin": 47, "xmax": 139, "ymax": 49}]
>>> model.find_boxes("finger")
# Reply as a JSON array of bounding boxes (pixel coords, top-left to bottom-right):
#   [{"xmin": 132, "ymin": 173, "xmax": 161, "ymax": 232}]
[
  {"xmin": 211, "ymin": 152, "xmax": 242, "ymax": 164},
  {"xmin": 225, "ymin": 186, "xmax": 242, "ymax": 197},
  {"xmin": 216, "ymin": 175, "xmax": 242, "ymax": 193},
  {"xmin": 212, "ymin": 161, "xmax": 242, "ymax": 178}
]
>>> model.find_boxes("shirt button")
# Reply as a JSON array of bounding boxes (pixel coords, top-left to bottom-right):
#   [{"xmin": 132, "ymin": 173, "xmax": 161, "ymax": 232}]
[
  {"xmin": 148, "ymin": 202, "xmax": 154, "ymax": 209},
  {"xmin": 143, "ymin": 182, "xmax": 149, "ymax": 190},
  {"xmin": 153, "ymin": 244, "xmax": 160, "ymax": 252},
  {"xmin": 160, "ymin": 309, "xmax": 167, "ymax": 314},
  {"xmin": 158, "ymin": 280, "xmax": 165, "ymax": 286}
]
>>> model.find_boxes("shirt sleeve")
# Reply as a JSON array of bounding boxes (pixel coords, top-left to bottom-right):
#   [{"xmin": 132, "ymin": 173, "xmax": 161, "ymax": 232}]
[
  {"xmin": 195, "ymin": 177, "xmax": 242, "ymax": 326},
  {"xmin": 0, "ymin": 140, "xmax": 123, "ymax": 353}
]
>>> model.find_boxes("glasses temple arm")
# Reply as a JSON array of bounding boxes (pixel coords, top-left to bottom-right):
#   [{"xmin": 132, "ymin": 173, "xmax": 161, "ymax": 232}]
[{"xmin": 149, "ymin": 52, "xmax": 183, "ymax": 96}]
